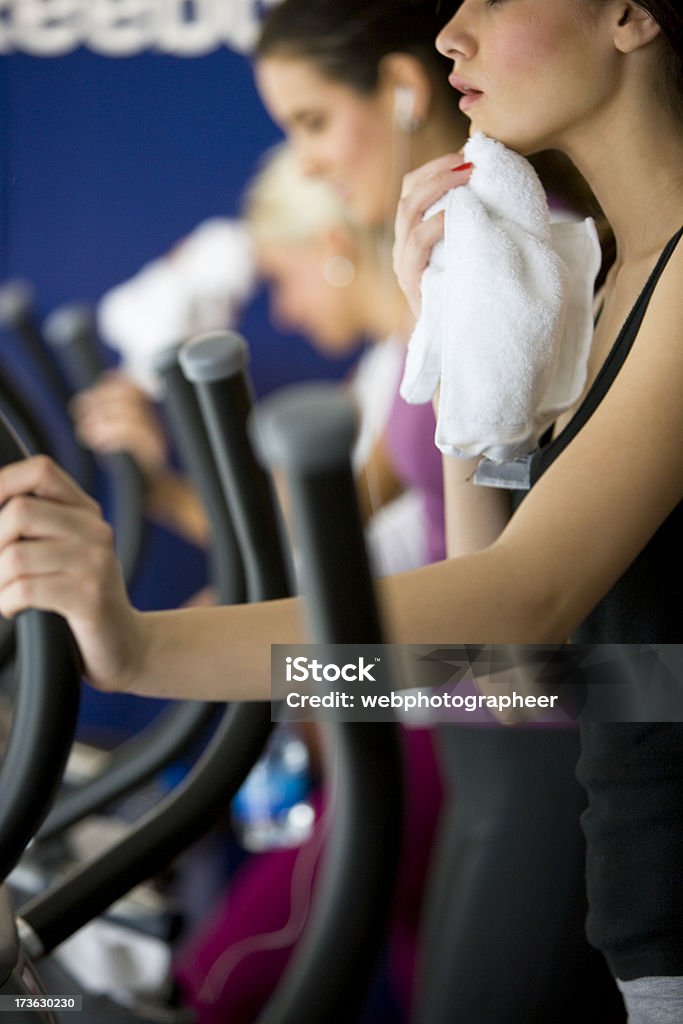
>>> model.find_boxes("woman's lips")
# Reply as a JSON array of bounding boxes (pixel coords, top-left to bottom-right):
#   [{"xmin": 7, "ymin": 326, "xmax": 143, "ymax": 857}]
[
  {"xmin": 332, "ymin": 181, "xmax": 352, "ymax": 201},
  {"xmin": 449, "ymin": 74, "xmax": 484, "ymax": 112},
  {"xmin": 459, "ymin": 91, "xmax": 483, "ymax": 112}
]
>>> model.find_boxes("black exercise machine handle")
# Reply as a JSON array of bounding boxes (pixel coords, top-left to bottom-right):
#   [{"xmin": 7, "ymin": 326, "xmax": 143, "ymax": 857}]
[
  {"xmin": 0, "ymin": 375, "xmax": 50, "ymax": 461},
  {"xmin": 250, "ymin": 382, "xmax": 404, "ymax": 1024},
  {"xmin": 42, "ymin": 303, "xmax": 146, "ymax": 587},
  {"xmin": 0, "ymin": 413, "xmax": 82, "ymax": 884},
  {"xmin": 179, "ymin": 331, "xmax": 290, "ymax": 603},
  {"xmin": 0, "ymin": 280, "xmax": 72, "ymax": 407},
  {"xmin": 0, "ymin": 282, "xmax": 94, "ymax": 493},
  {"xmin": 154, "ymin": 342, "xmax": 245, "ymax": 606}
]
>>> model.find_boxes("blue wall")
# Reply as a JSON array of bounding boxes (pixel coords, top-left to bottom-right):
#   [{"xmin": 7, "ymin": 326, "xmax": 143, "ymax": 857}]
[{"xmin": 0, "ymin": 46, "xmax": 354, "ymax": 393}]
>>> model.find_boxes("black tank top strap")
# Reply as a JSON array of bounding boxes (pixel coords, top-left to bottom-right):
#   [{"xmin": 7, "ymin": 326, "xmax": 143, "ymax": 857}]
[{"xmin": 530, "ymin": 224, "xmax": 683, "ymax": 485}]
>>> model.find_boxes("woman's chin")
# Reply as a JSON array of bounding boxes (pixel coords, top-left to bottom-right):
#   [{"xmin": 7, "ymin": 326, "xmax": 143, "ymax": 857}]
[{"xmin": 468, "ymin": 122, "xmax": 539, "ymax": 157}]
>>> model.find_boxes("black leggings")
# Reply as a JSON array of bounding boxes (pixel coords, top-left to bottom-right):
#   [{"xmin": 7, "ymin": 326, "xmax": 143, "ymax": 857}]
[{"xmin": 414, "ymin": 727, "xmax": 625, "ymax": 1024}]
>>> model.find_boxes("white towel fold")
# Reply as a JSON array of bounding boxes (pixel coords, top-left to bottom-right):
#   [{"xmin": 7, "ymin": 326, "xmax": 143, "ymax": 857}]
[
  {"xmin": 400, "ymin": 133, "xmax": 602, "ymax": 461},
  {"xmin": 97, "ymin": 218, "xmax": 255, "ymax": 394}
]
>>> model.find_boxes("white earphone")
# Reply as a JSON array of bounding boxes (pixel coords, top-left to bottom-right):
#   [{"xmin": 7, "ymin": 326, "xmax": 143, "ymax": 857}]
[{"xmin": 393, "ymin": 85, "xmax": 419, "ymax": 132}]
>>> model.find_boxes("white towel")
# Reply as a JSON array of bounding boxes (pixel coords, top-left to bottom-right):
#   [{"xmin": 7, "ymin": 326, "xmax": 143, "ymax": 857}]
[
  {"xmin": 400, "ymin": 133, "xmax": 602, "ymax": 461},
  {"xmin": 97, "ymin": 218, "xmax": 255, "ymax": 395}
]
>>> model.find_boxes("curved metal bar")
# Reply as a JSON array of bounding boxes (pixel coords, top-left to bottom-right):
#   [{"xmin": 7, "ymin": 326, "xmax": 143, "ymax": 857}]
[
  {"xmin": 251, "ymin": 382, "xmax": 404, "ymax": 1024},
  {"xmin": 42, "ymin": 303, "xmax": 146, "ymax": 587},
  {"xmin": 0, "ymin": 413, "xmax": 82, "ymax": 884}
]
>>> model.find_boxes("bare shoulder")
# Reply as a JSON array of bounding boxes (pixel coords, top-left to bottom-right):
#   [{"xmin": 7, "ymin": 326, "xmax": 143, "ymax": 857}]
[
  {"xmin": 495, "ymin": 232, "xmax": 683, "ymax": 637},
  {"xmin": 619, "ymin": 232, "xmax": 683, "ymax": 418},
  {"xmin": 640, "ymin": 229, "xmax": 683, "ymax": 338}
]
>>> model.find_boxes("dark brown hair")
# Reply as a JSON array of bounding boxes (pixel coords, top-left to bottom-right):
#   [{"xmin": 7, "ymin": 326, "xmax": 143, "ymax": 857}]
[{"xmin": 256, "ymin": 0, "xmax": 461, "ymax": 115}]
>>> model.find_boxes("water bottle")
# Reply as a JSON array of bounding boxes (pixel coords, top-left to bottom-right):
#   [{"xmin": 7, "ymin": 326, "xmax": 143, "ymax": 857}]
[{"xmin": 231, "ymin": 725, "xmax": 315, "ymax": 852}]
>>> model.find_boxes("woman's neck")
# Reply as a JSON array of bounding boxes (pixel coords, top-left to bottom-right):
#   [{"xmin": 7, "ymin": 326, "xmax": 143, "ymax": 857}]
[
  {"xmin": 416, "ymin": 116, "xmax": 468, "ymax": 167},
  {"xmin": 564, "ymin": 97, "xmax": 683, "ymax": 267}
]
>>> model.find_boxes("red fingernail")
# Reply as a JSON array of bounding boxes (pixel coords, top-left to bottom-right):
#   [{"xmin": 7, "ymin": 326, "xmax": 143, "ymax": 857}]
[{"xmin": 451, "ymin": 161, "xmax": 474, "ymax": 172}]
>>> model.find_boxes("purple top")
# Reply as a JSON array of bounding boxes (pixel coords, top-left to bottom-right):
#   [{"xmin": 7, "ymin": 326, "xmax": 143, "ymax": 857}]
[{"xmin": 384, "ymin": 358, "xmax": 445, "ymax": 563}]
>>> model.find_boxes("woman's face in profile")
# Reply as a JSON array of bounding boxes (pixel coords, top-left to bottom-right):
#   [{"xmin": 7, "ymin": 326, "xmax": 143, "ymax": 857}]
[
  {"xmin": 436, "ymin": 0, "xmax": 621, "ymax": 155},
  {"xmin": 255, "ymin": 55, "xmax": 397, "ymax": 226}
]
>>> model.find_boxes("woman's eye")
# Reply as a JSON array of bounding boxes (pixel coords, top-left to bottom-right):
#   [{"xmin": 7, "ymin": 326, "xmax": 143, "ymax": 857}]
[{"xmin": 301, "ymin": 115, "xmax": 326, "ymax": 134}]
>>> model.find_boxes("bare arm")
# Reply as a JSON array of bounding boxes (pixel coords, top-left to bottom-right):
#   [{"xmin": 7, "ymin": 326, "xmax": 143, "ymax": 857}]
[{"xmin": 443, "ymin": 455, "xmax": 512, "ymax": 557}]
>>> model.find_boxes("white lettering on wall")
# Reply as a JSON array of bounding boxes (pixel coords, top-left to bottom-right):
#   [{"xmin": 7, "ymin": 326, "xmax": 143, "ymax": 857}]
[{"xmin": 0, "ymin": 0, "xmax": 281, "ymax": 57}]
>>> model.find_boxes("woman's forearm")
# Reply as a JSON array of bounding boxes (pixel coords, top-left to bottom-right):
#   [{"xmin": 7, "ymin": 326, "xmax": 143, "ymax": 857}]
[{"xmin": 127, "ymin": 597, "xmax": 307, "ymax": 702}]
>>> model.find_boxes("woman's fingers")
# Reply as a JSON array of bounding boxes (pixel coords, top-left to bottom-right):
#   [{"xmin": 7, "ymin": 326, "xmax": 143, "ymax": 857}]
[
  {"xmin": 70, "ymin": 370, "xmax": 147, "ymax": 410},
  {"xmin": 393, "ymin": 211, "xmax": 446, "ymax": 318},
  {"xmin": 75, "ymin": 408, "xmax": 167, "ymax": 470},
  {"xmin": 399, "ymin": 151, "xmax": 465, "ymax": 199},
  {"xmin": 0, "ymin": 493, "xmax": 113, "ymax": 551},
  {"xmin": 0, "ymin": 476, "xmax": 116, "ymax": 621},
  {"xmin": 393, "ymin": 155, "xmax": 474, "ymax": 318},
  {"xmin": 0, "ymin": 560, "xmax": 142, "ymax": 695},
  {"xmin": 0, "ymin": 536, "xmax": 108, "ymax": 610},
  {"xmin": 71, "ymin": 375, "xmax": 168, "ymax": 471},
  {"xmin": 0, "ymin": 454, "xmax": 100, "ymax": 512}
]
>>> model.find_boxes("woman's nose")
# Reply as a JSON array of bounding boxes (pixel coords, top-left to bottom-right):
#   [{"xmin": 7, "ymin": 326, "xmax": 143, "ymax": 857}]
[
  {"xmin": 292, "ymin": 138, "xmax": 327, "ymax": 180},
  {"xmin": 436, "ymin": 3, "xmax": 475, "ymax": 62}
]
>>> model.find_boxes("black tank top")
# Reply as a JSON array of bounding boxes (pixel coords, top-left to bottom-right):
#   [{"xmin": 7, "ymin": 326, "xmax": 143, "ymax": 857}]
[{"xmin": 517, "ymin": 226, "xmax": 683, "ymax": 980}]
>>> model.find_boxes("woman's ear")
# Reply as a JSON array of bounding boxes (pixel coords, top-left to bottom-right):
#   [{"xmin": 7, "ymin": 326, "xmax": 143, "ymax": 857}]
[
  {"xmin": 613, "ymin": 3, "xmax": 661, "ymax": 54},
  {"xmin": 378, "ymin": 53, "xmax": 431, "ymax": 131}
]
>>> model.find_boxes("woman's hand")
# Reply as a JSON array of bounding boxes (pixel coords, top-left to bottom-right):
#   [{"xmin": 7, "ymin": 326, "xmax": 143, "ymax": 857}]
[
  {"xmin": 393, "ymin": 152, "xmax": 473, "ymax": 318},
  {"xmin": 71, "ymin": 370, "xmax": 209, "ymax": 544},
  {"xmin": 70, "ymin": 371, "xmax": 168, "ymax": 476},
  {"xmin": 0, "ymin": 455, "xmax": 145, "ymax": 693}
]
